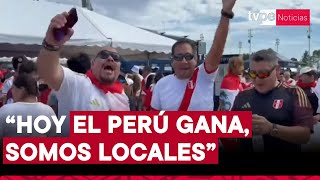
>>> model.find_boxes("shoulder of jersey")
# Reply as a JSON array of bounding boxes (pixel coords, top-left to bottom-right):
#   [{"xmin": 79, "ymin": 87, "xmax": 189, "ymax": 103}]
[
  {"xmin": 238, "ymin": 87, "xmax": 254, "ymax": 97},
  {"xmin": 281, "ymin": 82, "xmax": 299, "ymax": 91},
  {"xmin": 282, "ymin": 83, "xmax": 306, "ymax": 98},
  {"xmin": 75, "ymin": 72, "xmax": 87, "ymax": 77},
  {"xmin": 157, "ymin": 74, "xmax": 171, "ymax": 84}
]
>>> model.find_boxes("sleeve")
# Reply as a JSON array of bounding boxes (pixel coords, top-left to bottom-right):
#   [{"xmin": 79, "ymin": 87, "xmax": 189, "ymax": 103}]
[
  {"xmin": 292, "ymin": 87, "xmax": 314, "ymax": 131},
  {"xmin": 219, "ymin": 77, "xmax": 240, "ymax": 111},
  {"xmin": 150, "ymin": 82, "xmax": 161, "ymax": 110},
  {"xmin": 198, "ymin": 63, "xmax": 219, "ymax": 82},
  {"xmin": 54, "ymin": 67, "xmax": 79, "ymax": 102}
]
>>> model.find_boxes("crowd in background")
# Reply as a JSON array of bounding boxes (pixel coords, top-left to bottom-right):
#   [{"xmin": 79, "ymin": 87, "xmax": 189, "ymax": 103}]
[
  {"xmin": 1, "ymin": 51, "xmax": 320, "ymax": 152},
  {"xmin": 0, "ymin": 54, "xmax": 165, "ymax": 113}
]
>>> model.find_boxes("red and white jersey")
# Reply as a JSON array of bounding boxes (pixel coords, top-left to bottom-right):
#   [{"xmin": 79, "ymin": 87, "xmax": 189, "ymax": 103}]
[
  {"xmin": 55, "ymin": 67, "xmax": 130, "ymax": 136},
  {"xmin": 219, "ymin": 73, "xmax": 243, "ymax": 111},
  {"xmin": 151, "ymin": 63, "xmax": 218, "ymax": 111}
]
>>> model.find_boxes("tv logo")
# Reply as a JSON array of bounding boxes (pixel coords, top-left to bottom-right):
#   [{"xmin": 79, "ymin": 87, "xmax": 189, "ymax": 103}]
[{"xmin": 248, "ymin": 9, "xmax": 310, "ymax": 26}]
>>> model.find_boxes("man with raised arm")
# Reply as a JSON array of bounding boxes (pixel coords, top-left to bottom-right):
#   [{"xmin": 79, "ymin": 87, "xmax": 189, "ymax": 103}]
[
  {"xmin": 37, "ymin": 12, "xmax": 129, "ymax": 136},
  {"xmin": 151, "ymin": 0, "xmax": 236, "ymax": 111}
]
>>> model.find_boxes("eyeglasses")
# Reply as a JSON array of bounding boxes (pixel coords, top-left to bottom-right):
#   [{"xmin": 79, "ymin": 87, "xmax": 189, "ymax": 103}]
[
  {"xmin": 172, "ymin": 53, "xmax": 194, "ymax": 61},
  {"xmin": 248, "ymin": 66, "xmax": 277, "ymax": 79},
  {"xmin": 96, "ymin": 50, "xmax": 121, "ymax": 62}
]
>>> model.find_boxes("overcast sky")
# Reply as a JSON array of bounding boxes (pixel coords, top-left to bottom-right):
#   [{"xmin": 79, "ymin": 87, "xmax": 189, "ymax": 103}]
[{"xmin": 48, "ymin": 0, "xmax": 320, "ymax": 60}]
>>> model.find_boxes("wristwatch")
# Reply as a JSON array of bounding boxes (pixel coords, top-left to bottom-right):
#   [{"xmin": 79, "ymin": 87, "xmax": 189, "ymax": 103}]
[
  {"xmin": 221, "ymin": 9, "xmax": 234, "ymax": 19},
  {"xmin": 270, "ymin": 123, "xmax": 279, "ymax": 137}
]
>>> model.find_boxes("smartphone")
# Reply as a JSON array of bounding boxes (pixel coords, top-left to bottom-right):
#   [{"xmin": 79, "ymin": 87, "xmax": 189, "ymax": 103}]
[{"xmin": 53, "ymin": 8, "xmax": 78, "ymax": 41}]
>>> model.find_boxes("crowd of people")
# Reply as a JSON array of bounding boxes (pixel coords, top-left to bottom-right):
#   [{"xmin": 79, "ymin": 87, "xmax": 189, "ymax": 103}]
[{"xmin": 1, "ymin": 0, "xmax": 319, "ymax": 153}]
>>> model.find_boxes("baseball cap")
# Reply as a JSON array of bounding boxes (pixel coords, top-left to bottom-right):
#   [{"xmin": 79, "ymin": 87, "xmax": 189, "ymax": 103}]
[
  {"xmin": 124, "ymin": 74, "xmax": 134, "ymax": 86},
  {"xmin": 300, "ymin": 66, "xmax": 315, "ymax": 75}
]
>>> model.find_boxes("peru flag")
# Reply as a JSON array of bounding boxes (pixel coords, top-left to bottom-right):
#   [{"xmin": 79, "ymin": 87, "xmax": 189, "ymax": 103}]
[{"xmin": 219, "ymin": 74, "xmax": 243, "ymax": 111}]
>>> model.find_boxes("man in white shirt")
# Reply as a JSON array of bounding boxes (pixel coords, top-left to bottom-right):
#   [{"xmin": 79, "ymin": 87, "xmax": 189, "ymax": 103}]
[
  {"xmin": 37, "ymin": 12, "xmax": 130, "ymax": 136},
  {"xmin": 151, "ymin": 0, "xmax": 236, "ymax": 111}
]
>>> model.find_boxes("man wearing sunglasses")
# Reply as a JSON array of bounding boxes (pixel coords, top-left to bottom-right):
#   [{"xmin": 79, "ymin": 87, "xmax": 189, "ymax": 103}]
[
  {"xmin": 37, "ymin": 13, "xmax": 130, "ymax": 136},
  {"xmin": 232, "ymin": 49, "xmax": 313, "ymax": 152},
  {"xmin": 151, "ymin": 0, "xmax": 236, "ymax": 111}
]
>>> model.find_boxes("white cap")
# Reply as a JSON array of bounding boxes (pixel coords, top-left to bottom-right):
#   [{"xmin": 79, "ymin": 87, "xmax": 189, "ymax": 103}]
[
  {"xmin": 300, "ymin": 66, "xmax": 315, "ymax": 75},
  {"xmin": 126, "ymin": 78, "xmax": 134, "ymax": 86},
  {"xmin": 124, "ymin": 74, "xmax": 134, "ymax": 86},
  {"xmin": 131, "ymin": 65, "xmax": 140, "ymax": 74}
]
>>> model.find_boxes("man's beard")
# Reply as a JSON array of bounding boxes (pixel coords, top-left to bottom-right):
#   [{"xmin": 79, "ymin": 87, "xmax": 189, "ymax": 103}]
[{"xmin": 100, "ymin": 75, "xmax": 117, "ymax": 85}]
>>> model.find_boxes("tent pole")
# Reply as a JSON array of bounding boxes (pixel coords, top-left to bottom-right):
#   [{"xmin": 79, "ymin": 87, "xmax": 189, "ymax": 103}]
[{"xmin": 147, "ymin": 52, "xmax": 150, "ymax": 66}]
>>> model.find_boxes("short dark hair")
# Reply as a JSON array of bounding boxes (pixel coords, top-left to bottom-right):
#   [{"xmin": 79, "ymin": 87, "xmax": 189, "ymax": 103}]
[
  {"xmin": 18, "ymin": 60, "xmax": 37, "ymax": 75},
  {"xmin": 154, "ymin": 71, "xmax": 164, "ymax": 84},
  {"xmin": 13, "ymin": 73, "xmax": 38, "ymax": 96},
  {"xmin": 171, "ymin": 38, "xmax": 197, "ymax": 56},
  {"xmin": 12, "ymin": 56, "xmax": 28, "ymax": 71},
  {"xmin": 67, "ymin": 53, "xmax": 91, "ymax": 74},
  {"xmin": 250, "ymin": 49, "xmax": 278, "ymax": 66}
]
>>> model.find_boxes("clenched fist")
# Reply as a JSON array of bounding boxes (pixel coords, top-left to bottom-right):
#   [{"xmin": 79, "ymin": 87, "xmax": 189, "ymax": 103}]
[
  {"xmin": 222, "ymin": 0, "xmax": 236, "ymax": 13},
  {"xmin": 45, "ymin": 12, "xmax": 74, "ymax": 47}
]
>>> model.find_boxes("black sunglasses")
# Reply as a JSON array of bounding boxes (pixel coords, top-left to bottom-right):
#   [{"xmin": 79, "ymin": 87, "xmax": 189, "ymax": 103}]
[
  {"xmin": 172, "ymin": 53, "xmax": 194, "ymax": 61},
  {"xmin": 96, "ymin": 50, "xmax": 121, "ymax": 62},
  {"xmin": 248, "ymin": 65, "xmax": 277, "ymax": 79}
]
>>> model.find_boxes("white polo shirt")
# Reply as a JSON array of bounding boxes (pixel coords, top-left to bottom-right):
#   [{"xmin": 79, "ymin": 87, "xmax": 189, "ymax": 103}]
[
  {"xmin": 151, "ymin": 63, "xmax": 218, "ymax": 111},
  {"xmin": 55, "ymin": 67, "xmax": 130, "ymax": 136}
]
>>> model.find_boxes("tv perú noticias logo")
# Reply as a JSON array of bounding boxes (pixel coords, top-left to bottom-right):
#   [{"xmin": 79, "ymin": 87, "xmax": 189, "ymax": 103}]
[{"xmin": 248, "ymin": 9, "xmax": 310, "ymax": 26}]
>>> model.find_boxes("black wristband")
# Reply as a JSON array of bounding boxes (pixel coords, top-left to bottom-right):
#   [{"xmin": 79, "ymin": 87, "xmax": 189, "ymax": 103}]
[
  {"xmin": 42, "ymin": 39, "xmax": 61, "ymax": 51},
  {"xmin": 221, "ymin": 9, "xmax": 234, "ymax": 19}
]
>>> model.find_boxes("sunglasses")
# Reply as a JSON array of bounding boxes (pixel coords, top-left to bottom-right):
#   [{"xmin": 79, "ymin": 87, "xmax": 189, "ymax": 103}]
[
  {"xmin": 96, "ymin": 50, "xmax": 121, "ymax": 62},
  {"xmin": 248, "ymin": 66, "xmax": 277, "ymax": 79},
  {"xmin": 172, "ymin": 53, "xmax": 194, "ymax": 61}
]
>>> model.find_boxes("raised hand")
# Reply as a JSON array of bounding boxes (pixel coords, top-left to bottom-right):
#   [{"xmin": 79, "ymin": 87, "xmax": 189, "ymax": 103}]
[
  {"xmin": 45, "ymin": 12, "xmax": 74, "ymax": 47},
  {"xmin": 222, "ymin": 0, "xmax": 236, "ymax": 13}
]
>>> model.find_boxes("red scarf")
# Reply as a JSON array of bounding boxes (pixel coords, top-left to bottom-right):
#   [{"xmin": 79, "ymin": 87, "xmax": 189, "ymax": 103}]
[
  {"xmin": 297, "ymin": 79, "xmax": 317, "ymax": 89},
  {"xmin": 85, "ymin": 71, "xmax": 124, "ymax": 94}
]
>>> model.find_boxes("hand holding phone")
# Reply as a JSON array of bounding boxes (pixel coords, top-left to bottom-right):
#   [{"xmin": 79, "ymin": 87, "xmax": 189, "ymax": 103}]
[{"xmin": 53, "ymin": 8, "xmax": 78, "ymax": 41}]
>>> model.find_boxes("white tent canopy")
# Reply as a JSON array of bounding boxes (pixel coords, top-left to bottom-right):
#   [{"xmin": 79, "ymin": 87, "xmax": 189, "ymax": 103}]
[
  {"xmin": 0, "ymin": 0, "xmax": 175, "ymax": 59},
  {"xmin": 0, "ymin": 56, "xmax": 68, "ymax": 64}
]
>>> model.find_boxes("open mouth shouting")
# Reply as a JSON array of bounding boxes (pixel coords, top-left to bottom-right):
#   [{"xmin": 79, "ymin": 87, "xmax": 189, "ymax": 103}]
[{"xmin": 103, "ymin": 64, "xmax": 115, "ymax": 74}]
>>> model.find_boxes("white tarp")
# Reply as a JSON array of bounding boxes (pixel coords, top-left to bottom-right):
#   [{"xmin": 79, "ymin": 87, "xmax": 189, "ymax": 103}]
[
  {"xmin": 0, "ymin": 57, "xmax": 68, "ymax": 64},
  {"xmin": 0, "ymin": 0, "xmax": 175, "ymax": 57}
]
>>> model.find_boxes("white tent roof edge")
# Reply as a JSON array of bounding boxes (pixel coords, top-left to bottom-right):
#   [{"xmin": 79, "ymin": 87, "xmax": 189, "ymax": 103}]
[
  {"xmin": 0, "ymin": 0, "xmax": 175, "ymax": 55},
  {"xmin": 0, "ymin": 56, "xmax": 67, "ymax": 63}
]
